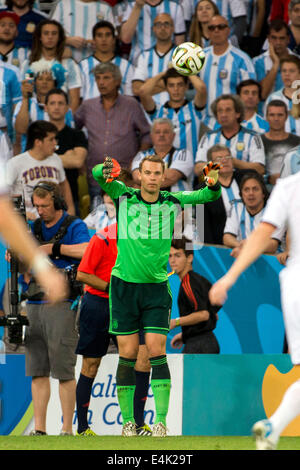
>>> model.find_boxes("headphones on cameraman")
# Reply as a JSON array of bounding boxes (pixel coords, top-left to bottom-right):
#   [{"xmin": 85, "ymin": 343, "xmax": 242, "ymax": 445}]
[{"xmin": 31, "ymin": 182, "xmax": 67, "ymax": 211}]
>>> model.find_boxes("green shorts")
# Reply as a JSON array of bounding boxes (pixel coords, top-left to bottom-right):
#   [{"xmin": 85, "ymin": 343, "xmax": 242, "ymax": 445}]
[{"xmin": 109, "ymin": 275, "xmax": 172, "ymax": 336}]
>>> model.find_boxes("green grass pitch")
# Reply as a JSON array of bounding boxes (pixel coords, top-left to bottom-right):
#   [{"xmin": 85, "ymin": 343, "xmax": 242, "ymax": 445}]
[{"xmin": 0, "ymin": 435, "xmax": 300, "ymax": 451}]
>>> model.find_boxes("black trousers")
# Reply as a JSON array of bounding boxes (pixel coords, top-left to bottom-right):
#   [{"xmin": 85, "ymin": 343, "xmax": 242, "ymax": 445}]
[{"xmin": 183, "ymin": 331, "xmax": 220, "ymax": 354}]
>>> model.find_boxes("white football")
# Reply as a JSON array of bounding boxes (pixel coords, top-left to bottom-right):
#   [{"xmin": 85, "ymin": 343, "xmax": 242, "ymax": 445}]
[{"xmin": 171, "ymin": 42, "xmax": 206, "ymax": 76}]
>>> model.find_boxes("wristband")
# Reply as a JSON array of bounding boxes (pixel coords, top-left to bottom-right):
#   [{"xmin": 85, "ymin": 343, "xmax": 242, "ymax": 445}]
[
  {"xmin": 31, "ymin": 253, "xmax": 52, "ymax": 275},
  {"xmin": 175, "ymin": 317, "xmax": 180, "ymax": 327},
  {"xmin": 52, "ymin": 242, "xmax": 61, "ymax": 259}
]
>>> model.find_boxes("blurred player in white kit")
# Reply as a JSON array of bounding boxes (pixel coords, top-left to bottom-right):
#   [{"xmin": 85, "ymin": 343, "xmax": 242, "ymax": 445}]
[{"xmin": 209, "ymin": 171, "xmax": 300, "ymax": 450}]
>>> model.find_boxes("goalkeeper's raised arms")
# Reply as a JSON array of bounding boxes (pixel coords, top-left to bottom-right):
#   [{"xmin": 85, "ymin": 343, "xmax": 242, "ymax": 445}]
[
  {"xmin": 103, "ymin": 156, "xmax": 121, "ymax": 182},
  {"xmin": 202, "ymin": 161, "xmax": 221, "ymax": 187}
]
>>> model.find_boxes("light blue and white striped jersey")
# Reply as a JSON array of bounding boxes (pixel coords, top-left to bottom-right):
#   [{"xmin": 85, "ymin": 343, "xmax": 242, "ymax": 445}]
[
  {"xmin": 52, "ymin": 0, "xmax": 116, "ymax": 63},
  {"xmin": 0, "ymin": 63, "xmax": 22, "ymax": 140},
  {"xmin": 148, "ymin": 100, "xmax": 203, "ymax": 161},
  {"xmin": 0, "ymin": 46, "xmax": 30, "ymax": 69},
  {"xmin": 199, "ymin": 44, "xmax": 256, "ymax": 117},
  {"xmin": 0, "ymin": 129, "xmax": 13, "ymax": 163},
  {"xmin": 224, "ymin": 202, "xmax": 284, "ymax": 242},
  {"xmin": 13, "ymin": 97, "xmax": 75, "ymax": 152},
  {"xmin": 133, "ymin": 45, "xmax": 176, "ymax": 106},
  {"xmin": 79, "ymin": 54, "xmax": 134, "ymax": 100},
  {"xmin": 21, "ymin": 57, "xmax": 82, "ymax": 92},
  {"xmin": 242, "ymin": 113, "xmax": 269, "ymax": 134},
  {"xmin": 196, "ymin": 126, "xmax": 265, "ymax": 166},
  {"xmin": 122, "ymin": 0, "xmax": 185, "ymax": 65},
  {"xmin": 84, "ymin": 204, "xmax": 116, "ymax": 231},
  {"xmin": 280, "ymin": 145, "xmax": 300, "ymax": 178},
  {"xmin": 264, "ymin": 88, "xmax": 291, "ymax": 114},
  {"xmin": 220, "ymin": 178, "xmax": 242, "ymax": 219},
  {"xmin": 131, "ymin": 146, "xmax": 194, "ymax": 192},
  {"xmin": 253, "ymin": 48, "xmax": 295, "ymax": 115},
  {"xmin": 213, "ymin": 0, "xmax": 247, "ymax": 26},
  {"xmin": 263, "ymin": 88, "xmax": 300, "ymax": 136}
]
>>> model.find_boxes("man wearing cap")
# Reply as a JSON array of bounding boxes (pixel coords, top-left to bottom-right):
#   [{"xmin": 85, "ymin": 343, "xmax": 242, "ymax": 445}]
[
  {"xmin": 0, "ymin": 0, "xmax": 47, "ymax": 48},
  {"xmin": 0, "ymin": 10, "xmax": 29, "ymax": 67}
]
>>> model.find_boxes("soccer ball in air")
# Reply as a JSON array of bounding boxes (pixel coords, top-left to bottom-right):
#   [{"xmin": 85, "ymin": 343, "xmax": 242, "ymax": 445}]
[{"xmin": 171, "ymin": 42, "xmax": 206, "ymax": 76}]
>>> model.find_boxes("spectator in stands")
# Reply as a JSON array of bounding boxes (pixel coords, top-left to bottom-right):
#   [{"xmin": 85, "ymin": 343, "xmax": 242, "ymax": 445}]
[
  {"xmin": 139, "ymin": 67, "xmax": 206, "ymax": 161},
  {"xmin": 198, "ymin": 14, "xmax": 256, "ymax": 121},
  {"xmin": 169, "ymin": 237, "xmax": 220, "ymax": 354},
  {"xmin": 202, "ymin": 144, "xmax": 253, "ymax": 246},
  {"xmin": 45, "ymin": 88, "xmax": 88, "ymax": 215},
  {"xmin": 0, "ymin": 10, "xmax": 30, "ymax": 66},
  {"xmin": 240, "ymin": 0, "xmax": 266, "ymax": 58},
  {"xmin": 280, "ymin": 144, "xmax": 300, "ymax": 177},
  {"xmin": 21, "ymin": 19, "xmax": 82, "ymax": 112},
  {"xmin": 132, "ymin": 13, "xmax": 176, "ymax": 106},
  {"xmin": 253, "ymin": 20, "xmax": 293, "ymax": 104},
  {"xmin": 264, "ymin": 55, "xmax": 300, "ymax": 114},
  {"xmin": 83, "ymin": 169, "xmax": 133, "ymax": 231},
  {"xmin": 84, "ymin": 191, "xmax": 116, "ymax": 231},
  {"xmin": 262, "ymin": 100, "xmax": 300, "ymax": 187},
  {"xmin": 14, "ymin": 64, "xmax": 74, "ymax": 152},
  {"xmin": 120, "ymin": 0, "xmax": 185, "ymax": 65},
  {"xmin": 236, "ymin": 79, "xmax": 269, "ymax": 134},
  {"xmin": 74, "ymin": 62, "xmax": 151, "ymax": 209},
  {"xmin": 131, "ymin": 118, "xmax": 194, "ymax": 192},
  {"xmin": 211, "ymin": 0, "xmax": 248, "ymax": 47},
  {"xmin": 188, "ymin": 0, "xmax": 219, "ymax": 49},
  {"xmin": 6, "ymin": 120, "xmax": 75, "ymax": 219},
  {"xmin": 223, "ymin": 172, "xmax": 284, "ymax": 258},
  {"xmin": 0, "ymin": 57, "xmax": 21, "ymax": 145},
  {"xmin": 195, "ymin": 94, "xmax": 266, "ymax": 178},
  {"xmin": 288, "ymin": 0, "xmax": 300, "ymax": 55},
  {"xmin": 79, "ymin": 20, "xmax": 134, "ymax": 101},
  {"xmin": 52, "ymin": 0, "xmax": 115, "ymax": 63},
  {"xmin": 0, "ymin": 0, "xmax": 47, "ymax": 48}
]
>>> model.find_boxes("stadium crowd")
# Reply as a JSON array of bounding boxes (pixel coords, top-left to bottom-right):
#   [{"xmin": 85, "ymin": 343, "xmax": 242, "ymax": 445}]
[
  {"xmin": 0, "ymin": 0, "xmax": 297, "ymax": 251},
  {"xmin": 0, "ymin": 0, "xmax": 299, "ymax": 436}
]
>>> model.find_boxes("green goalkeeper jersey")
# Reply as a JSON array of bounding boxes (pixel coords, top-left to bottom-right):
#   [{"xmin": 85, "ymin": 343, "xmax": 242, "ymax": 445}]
[{"xmin": 92, "ymin": 164, "xmax": 221, "ymax": 284}]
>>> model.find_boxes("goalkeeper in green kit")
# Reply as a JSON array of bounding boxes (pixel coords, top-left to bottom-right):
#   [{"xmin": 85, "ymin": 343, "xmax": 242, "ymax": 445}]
[{"xmin": 92, "ymin": 154, "xmax": 221, "ymax": 437}]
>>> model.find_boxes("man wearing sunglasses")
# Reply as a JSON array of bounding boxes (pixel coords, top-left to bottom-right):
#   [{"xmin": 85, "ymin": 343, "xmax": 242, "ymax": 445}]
[{"xmin": 199, "ymin": 15, "xmax": 256, "ymax": 123}]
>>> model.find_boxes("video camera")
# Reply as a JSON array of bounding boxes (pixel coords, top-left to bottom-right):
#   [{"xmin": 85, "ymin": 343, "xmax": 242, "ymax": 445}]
[{"xmin": 0, "ymin": 195, "xmax": 29, "ymax": 344}]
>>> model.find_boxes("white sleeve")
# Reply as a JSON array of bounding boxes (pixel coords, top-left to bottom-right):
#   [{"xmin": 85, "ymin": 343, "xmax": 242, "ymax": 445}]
[
  {"xmin": 170, "ymin": 149, "xmax": 193, "ymax": 179},
  {"xmin": 223, "ymin": 208, "xmax": 239, "ymax": 237},
  {"xmin": 229, "ymin": 0, "xmax": 247, "ymax": 17},
  {"xmin": 132, "ymin": 53, "xmax": 147, "ymax": 82},
  {"xmin": 131, "ymin": 151, "xmax": 144, "ymax": 172},
  {"xmin": 249, "ymin": 134, "xmax": 265, "ymax": 165},
  {"xmin": 261, "ymin": 178, "xmax": 289, "ymax": 231},
  {"xmin": 195, "ymin": 133, "xmax": 210, "ymax": 163}
]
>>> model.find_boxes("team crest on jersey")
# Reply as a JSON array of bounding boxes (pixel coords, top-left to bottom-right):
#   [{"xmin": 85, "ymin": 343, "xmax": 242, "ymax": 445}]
[
  {"xmin": 26, "ymin": 22, "xmax": 36, "ymax": 33},
  {"xmin": 219, "ymin": 69, "xmax": 228, "ymax": 79},
  {"xmin": 236, "ymin": 142, "xmax": 245, "ymax": 151}
]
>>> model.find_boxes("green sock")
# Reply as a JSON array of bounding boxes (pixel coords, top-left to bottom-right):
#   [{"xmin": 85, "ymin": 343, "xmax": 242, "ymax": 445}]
[
  {"xmin": 150, "ymin": 355, "xmax": 171, "ymax": 426},
  {"xmin": 116, "ymin": 356, "xmax": 137, "ymax": 424}
]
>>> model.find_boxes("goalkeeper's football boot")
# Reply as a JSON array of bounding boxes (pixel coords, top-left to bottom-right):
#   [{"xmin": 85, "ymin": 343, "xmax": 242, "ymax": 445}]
[
  {"xmin": 152, "ymin": 422, "xmax": 167, "ymax": 437},
  {"xmin": 252, "ymin": 420, "xmax": 277, "ymax": 450},
  {"xmin": 122, "ymin": 421, "xmax": 137, "ymax": 437},
  {"xmin": 136, "ymin": 423, "xmax": 152, "ymax": 436},
  {"xmin": 76, "ymin": 427, "xmax": 97, "ymax": 436}
]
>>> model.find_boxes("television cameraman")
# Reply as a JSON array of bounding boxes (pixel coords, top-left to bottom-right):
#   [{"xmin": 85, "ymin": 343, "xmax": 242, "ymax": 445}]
[{"xmin": 25, "ymin": 181, "xmax": 90, "ymax": 436}]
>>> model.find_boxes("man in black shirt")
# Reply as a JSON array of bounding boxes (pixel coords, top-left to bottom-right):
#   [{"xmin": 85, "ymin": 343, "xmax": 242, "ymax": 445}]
[
  {"xmin": 169, "ymin": 237, "xmax": 220, "ymax": 354},
  {"xmin": 45, "ymin": 88, "xmax": 88, "ymax": 214}
]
